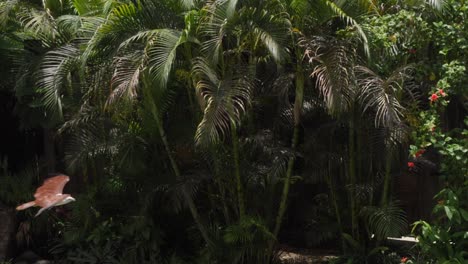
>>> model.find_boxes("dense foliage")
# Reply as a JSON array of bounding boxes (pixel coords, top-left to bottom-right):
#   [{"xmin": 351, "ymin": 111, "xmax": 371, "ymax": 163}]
[{"xmin": 0, "ymin": 0, "xmax": 466, "ymax": 263}]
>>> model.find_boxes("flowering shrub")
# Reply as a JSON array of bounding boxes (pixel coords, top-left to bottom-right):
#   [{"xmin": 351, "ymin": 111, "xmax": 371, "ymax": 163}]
[{"xmin": 409, "ymin": 61, "xmax": 468, "ymax": 262}]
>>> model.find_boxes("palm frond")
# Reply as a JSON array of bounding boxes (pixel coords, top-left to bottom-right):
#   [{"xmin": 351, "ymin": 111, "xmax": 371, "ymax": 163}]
[
  {"xmin": 199, "ymin": 0, "xmax": 238, "ymax": 63},
  {"xmin": 71, "ymin": 0, "xmax": 113, "ymax": 16},
  {"xmin": 0, "ymin": 0, "xmax": 19, "ymax": 27},
  {"xmin": 18, "ymin": 8, "xmax": 56, "ymax": 46},
  {"xmin": 241, "ymin": 7, "xmax": 290, "ymax": 62},
  {"xmin": 323, "ymin": 0, "xmax": 369, "ymax": 56},
  {"xmin": 64, "ymin": 125, "xmax": 114, "ymax": 174},
  {"xmin": 147, "ymin": 29, "xmax": 185, "ymax": 87},
  {"xmin": 141, "ymin": 70, "xmax": 176, "ymax": 124},
  {"xmin": 36, "ymin": 44, "xmax": 81, "ymax": 121},
  {"xmin": 59, "ymin": 104, "xmax": 101, "ymax": 134},
  {"xmin": 84, "ymin": 2, "xmax": 144, "ymax": 61},
  {"xmin": 223, "ymin": 216, "xmax": 274, "ymax": 263},
  {"xmin": 290, "ymin": 0, "xmax": 312, "ymax": 17},
  {"xmin": 355, "ymin": 65, "xmax": 413, "ymax": 128},
  {"xmin": 108, "ymin": 51, "xmax": 144, "ymax": 105},
  {"xmin": 426, "ymin": 0, "xmax": 446, "ymax": 11},
  {"xmin": 308, "ymin": 41, "xmax": 356, "ymax": 115},
  {"xmin": 361, "ymin": 202, "xmax": 408, "ymax": 239},
  {"xmin": 192, "ymin": 57, "xmax": 253, "ymax": 147}
]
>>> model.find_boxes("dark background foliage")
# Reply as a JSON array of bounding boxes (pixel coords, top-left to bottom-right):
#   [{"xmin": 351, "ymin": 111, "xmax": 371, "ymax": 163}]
[{"xmin": 0, "ymin": 0, "xmax": 466, "ymax": 263}]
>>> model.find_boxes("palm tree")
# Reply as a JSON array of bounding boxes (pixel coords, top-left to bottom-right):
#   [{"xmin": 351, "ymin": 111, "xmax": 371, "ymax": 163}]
[{"xmin": 269, "ymin": 0, "xmax": 372, "ymax": 250}]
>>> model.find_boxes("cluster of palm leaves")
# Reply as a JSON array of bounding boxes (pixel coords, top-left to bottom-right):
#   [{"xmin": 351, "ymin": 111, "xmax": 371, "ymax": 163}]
[{"xmin": 0, "ymin": 0, "xmax": 454, "ymax": 263}]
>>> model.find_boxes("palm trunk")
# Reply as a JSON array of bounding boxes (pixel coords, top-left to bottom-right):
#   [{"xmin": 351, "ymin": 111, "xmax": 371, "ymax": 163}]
[
  {"xmin": 143, "ymin": 71, "xmax": 209, "ymax": 243},
  {"xmin": 348, "ymin": 109, "xmax": 358, "ymax": 239},
  {"xmin": 380, "ymin": 146, "xmax": 392, "ymax": 206},
  {"xmin": 231, "ymin": 124, "xmax": 245, "ymax": 219},
  {"xmin": 327, "ymin": 158, "xmax": 346, "ymax": 252},
  {"xmin": 212, "ymin": 146, "xmax": 231, "ymax": 224},
  {"xmin": 270, "ymin": 65, "xmax": 304, "ymax": 248},
  {"xmin": 153, "ymin": 102, "xmax": 210, "ymax": 244}
]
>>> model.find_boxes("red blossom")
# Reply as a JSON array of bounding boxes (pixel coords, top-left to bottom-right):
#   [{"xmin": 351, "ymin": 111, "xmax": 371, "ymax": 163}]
[
  {"xmin": 401, "ymin": 257, "xmax": 408, "ymax": 263},
  {"xmin": 430, "ymin": 93, "xmax": 439, "ymax": 102},
  {"xmin": 408, "ymin": 162, "xmax": 415, "ymax": 168},
  {"xmin": 431, "ymin": 126, "xmax": 436, "ymax": 132},
  {"xmin": 415, "ymin": 149, "xmax": 426, "ymax": 158},
  {"xmin": 408, "ymin": 49, "xmax": 417, "ymax": 54},
  {"xmin": 437, "ymin": 89, "xmax": 446, "ymax": 96}
]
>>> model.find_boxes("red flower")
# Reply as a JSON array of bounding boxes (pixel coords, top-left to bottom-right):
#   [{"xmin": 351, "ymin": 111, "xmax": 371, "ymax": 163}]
[
  {"xmin": 401, "ymin": 257, "xmax": 408, "ymax": 263},
  {"xmin": 408, "ymin": 49, "xmax": 417, "ymax": 54},
  {"xmin": 415, "ymin": 149, "xmax": 426, "ymax": 158},
  {"xmin": 437, "ymin": 89, "xmax": 446, "ymax": 97},
  {"xmin": 408, "ymin": 162, "xmax": 415, "ymax": 168},
  {"xmin": 431, "ymin": 126, "xmax": 436, "ymax": 132},
  {"xmin": 430, "ymin": 93, "xmax": 439, "ymax": 102}
]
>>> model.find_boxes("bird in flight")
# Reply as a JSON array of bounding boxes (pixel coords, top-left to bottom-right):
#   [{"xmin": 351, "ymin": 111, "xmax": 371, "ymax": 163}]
[{"xmin": 16, "ymin": 174, "xmax": 75, "ymax": 217}]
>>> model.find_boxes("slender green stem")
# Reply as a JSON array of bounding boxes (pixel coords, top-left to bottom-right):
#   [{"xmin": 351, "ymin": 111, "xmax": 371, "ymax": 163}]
[
  {"xmin": 144, "ymin": 78, "xmax": 210, "ymax": 243},
  {"xmin": 381, "ymin": 145, "xmax": 392, "ymax": 206},
  {"xmin": 348, "ymin": 110, "xmax": 358, "ymax": 239},
  {"xmin": 327, "ymin": 138, "xmax": 346, "ymax": 252},
  {"xmin": 328, "ymin": 167, "xmax": 346, "ymax": 253},
  {"xmin": 270, "ymin": 65, "xmax": 304, "ymax": 251},
  {"xmin": 156, "ymin": 117, "xmax": 210, "ymax": 243},
  {"xmin": 212, "ymin": 146, "xmax": 231, "ymax": 224},
  {"xmin": 231, "ymin": 120, "xmax": 245, "ymax": 219}
]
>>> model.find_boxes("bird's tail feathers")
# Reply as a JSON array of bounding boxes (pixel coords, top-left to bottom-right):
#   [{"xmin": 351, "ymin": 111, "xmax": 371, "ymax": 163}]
[{"xmin": 16, "ymin": 201, "xmax": 36, "ymax": 211}]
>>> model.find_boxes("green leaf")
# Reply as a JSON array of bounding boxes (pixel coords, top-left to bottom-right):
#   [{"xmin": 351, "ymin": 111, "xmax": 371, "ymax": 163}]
[
  {"xmin": 460, "ymin": 209, "xmax": 468, "ymax": 221},
  {"xmin": 444, "ymin": 206, "xmax": 453, "ymax": 220}
]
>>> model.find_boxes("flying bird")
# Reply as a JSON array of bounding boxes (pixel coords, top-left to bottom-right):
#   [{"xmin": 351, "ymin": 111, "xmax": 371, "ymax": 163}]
[{"xmin": 16, "ymin": 174, "xmax": 75, "ymax": 217}]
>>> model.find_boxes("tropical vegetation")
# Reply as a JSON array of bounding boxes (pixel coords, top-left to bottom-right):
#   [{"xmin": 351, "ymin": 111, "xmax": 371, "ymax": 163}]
[{"xmin": 0, "ymin": 0, "xmax": 466, "ymax": 263}]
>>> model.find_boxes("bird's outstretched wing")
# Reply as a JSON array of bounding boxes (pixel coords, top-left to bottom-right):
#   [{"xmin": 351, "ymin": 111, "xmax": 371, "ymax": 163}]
[
  {"xmin": 35, "ymin": 194, "xmax": 69, "ymax": 208},
  {"xmin": 34, "ymin": 175, "xmax": 70, "ymax": 198},
  {"xmin": 34, "ymin": 194, "xmax": 71, "ymax": 217}
]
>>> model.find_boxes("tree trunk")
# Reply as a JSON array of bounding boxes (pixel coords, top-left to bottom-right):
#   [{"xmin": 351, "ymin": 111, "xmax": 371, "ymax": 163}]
[{"xmin": 0, "ymin": 207, "xmax": 16, "ymax": 261}]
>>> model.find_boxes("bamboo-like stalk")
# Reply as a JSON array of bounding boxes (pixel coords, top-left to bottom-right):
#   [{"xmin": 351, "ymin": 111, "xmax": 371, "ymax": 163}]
[
  {"xmin": 381, "ymin": 145, "xmax": 392, "ymax": 206},
  {"xmin": 327, "ymin": 155, "xmax": 346, "ymax": 252},
  {"xmin": 271, "ymin": 64, "xmax": 304, "ymax": 247},
  {"xmin": 231, "ymin": 119, "xmax": 245, "ymax": 219},
  {"xmin": 212, "ymin": 146, "xmax": 232, "ymax": 224},
  {"xmin": 144, "ymin": 77, "xmax": 210, "ymax": 244},
  {"xmin": 348, "ymin": 109, "xmax": 358, "ymax": 239},
  {"xmin": 155, "ymin": 116, "xmax": 210, "ymax": 243}
]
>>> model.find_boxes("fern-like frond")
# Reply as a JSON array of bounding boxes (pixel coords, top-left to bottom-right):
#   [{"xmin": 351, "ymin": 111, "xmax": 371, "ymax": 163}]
[
  {"xmin": 0, "ymin": 0, "xmax": 20, "ymax": 27},
  {"xmin": 323, "ymin": 0, "xmax": 369, "ymax": 56},
  {"xmin": 192, "ymin": 57, "xmax": 253, "ymax": 147},
  {"xmin": 309, "ymin": 41, "xmax": 356, "ymax": 115},
  {"xmin": 426, "ymin": 0, "xmax": 446, "ymax": 11},
  {"xmin": 84, "ymin": 2, "xmax": 144, "ymax": 61},
  {"xmin": 147, "ymin": 29, "xmax": 184, "ymax": 87},
  {"xmin": 199, "ymin": 0, "xmax": 238, "ymax": 63},
  {"xmin": 36, "ymin": 44, "xmax": 81, "ymax": 121},
  {"xmin": 361, "ymin": 202, "xmax": 408, "ymax": 240},
  {"xmin": 355, "ymin": 65, "xmax": 413, "ymax": 128},
  {"xmin": 59, "ymin": 104, "xmax": 101, "ymax": 134},
  {"xmin": 108, "ymin": 51, "xmax": 144, "ymax": 105},
  {"xmin": 240, "ymin": 7, "xmax": 290, "ymax": 62}
]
